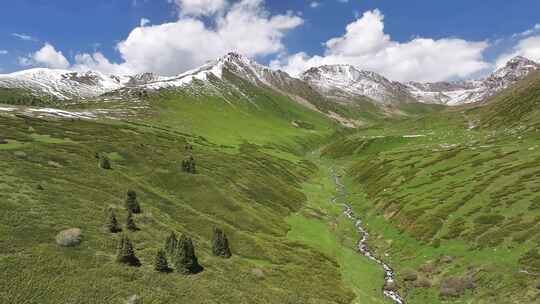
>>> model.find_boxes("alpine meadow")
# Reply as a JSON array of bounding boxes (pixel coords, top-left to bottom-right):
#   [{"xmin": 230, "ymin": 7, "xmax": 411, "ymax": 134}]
[{"xmin": 1, "ymin": 1, "xmax": 540, "ymax": 304}]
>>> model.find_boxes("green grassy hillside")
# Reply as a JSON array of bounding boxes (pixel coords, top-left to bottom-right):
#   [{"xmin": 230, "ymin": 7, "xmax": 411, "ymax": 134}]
[
  {"xmin": 322, "ymin": 97, "xmax": 540, "ymax": 302},
  {"xmin": 0, "ymin": 74, "xmax": 399, "ymax": 304}
]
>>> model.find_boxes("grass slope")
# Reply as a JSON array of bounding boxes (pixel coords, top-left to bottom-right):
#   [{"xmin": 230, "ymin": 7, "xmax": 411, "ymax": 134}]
[{"xmin": 322, "ymin": 100, "xmax": 540, "ymax": 302}]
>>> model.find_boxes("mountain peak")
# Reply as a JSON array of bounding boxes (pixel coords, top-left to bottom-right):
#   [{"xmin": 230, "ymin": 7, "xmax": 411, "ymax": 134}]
[{"xmin": 300, "ymin": 64, "xmax": 413, "ymax": 104}]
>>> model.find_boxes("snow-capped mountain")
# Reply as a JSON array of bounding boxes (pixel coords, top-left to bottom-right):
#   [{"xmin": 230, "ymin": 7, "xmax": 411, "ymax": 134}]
[
  {"xmin": 0, "ymin": 69, "xmax": 132, "ymax": 100},
  {"xmin": 0, "ymin": 53, "xmax": 537, "ymax": 107},
  {"xmin": 300, "ymin": 65, "xmax": 415, "ymax": 104},
  {"xmin": 407, "ymin": 56, "xmax": 539, "ymax": 105},
  {"xmin": 138, "ymin": 52, "xmax": 297, "ymax": 91}
]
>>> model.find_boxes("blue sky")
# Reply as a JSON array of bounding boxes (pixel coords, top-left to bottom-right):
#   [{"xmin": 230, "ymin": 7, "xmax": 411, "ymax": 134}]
[{"xmin": 0, "ymin": 0, "xmax": 539, "ymax": 81}]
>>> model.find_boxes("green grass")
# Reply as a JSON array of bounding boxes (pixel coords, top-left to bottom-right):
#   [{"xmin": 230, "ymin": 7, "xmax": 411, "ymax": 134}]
[
  {"xmin": 286, "ymin": 162, "xmax": 390, "ymax": 304},
  {"xmin": 321, "ymin": 99, "xmax": 540, "ymax": 303}
]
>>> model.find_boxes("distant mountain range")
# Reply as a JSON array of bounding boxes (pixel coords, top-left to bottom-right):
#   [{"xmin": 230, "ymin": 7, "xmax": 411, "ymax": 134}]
[{"xmin": 0, "ymin": 52, "xmax": 538, "ymax": 107}]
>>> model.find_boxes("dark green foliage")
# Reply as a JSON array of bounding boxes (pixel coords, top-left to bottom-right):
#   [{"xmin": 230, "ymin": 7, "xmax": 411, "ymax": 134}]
[
  {"xmin": 126, "ymin": 210, "xmax": 138, "ymax": 232},
  {"xmin": 174, "ymin": 234, "xmax": 202, "ymax": 274},
  {"xmin": 99, "ymin": 155, "xmax": 111, "ymax": 170},
  {"xmin": 107, "ymin": 210, "xmax": 122, "ymax": 233},
  {"xmin": 182, "ymin": 156, "xmax": 196, "ymax": 174},
  {"xmin": 116, "ymin": 235, "xmax": 140, "ymax": 267},
  {"xmin": 126, "ymin": 190, "xmax": 141, "ymax": 214},
  {"xmin": 212, "ymin": 227, "xmax": 232, "ymax": 258},
  {"xmin": 164, "ymin": 232, "xmax": 178, "ymax": 256},
  {"xmin": 154, "ymin": 249, "xmax": 171, "ymax": 273}
]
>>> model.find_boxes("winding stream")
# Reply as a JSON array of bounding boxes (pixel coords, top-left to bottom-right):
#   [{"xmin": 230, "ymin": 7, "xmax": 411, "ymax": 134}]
[{"xmin": 330, "ymin": 169, "xmax": 405, "ymax": 304}]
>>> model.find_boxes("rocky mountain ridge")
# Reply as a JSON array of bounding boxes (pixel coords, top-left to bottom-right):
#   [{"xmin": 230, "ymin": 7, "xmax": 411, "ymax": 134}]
[{"xmin": 0, "ymin": 53, "xmax": 537, "ymax": 106}]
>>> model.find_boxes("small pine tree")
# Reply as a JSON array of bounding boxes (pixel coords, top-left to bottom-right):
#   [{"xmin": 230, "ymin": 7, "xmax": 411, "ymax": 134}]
[
  {"xmin": 99, "ymin": 155, "xmax": 112, "ymax": 170},
  {"xmin": 174, "ymin": 234, "xmax": 202, "ymax": 274},
  {"xmin": 154, "ymin": 249, "xmax": 170, "ymax": 273},
  {"xmin": 212, "ymin": 227, "xmax": 232, "ymax": 258},
  {"xmin": 116, "ymin": 235, "xmax": 141, "ymax": 266},
  {"xmin": 107, "ymin": 210, "xmax": 122, "ymax": 233},
  {"xmin": 182, "ymin": 156, "xmax": 196, "ymax": 174},
  {"xmin": 126, "ymin": 190, "xmax": 141, "ymax": 214},
  {"xmin": 164, "ymin": 232, "xmax": 178, "ymax": 256},
  {"xmin": 126, "ymin": 210, "xmax": 138, "ymax": 231}
]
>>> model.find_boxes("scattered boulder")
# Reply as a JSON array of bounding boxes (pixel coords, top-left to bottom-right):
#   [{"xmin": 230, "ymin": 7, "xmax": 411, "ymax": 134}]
[
  {"xmin": 384, "ymin": 280, "xmax": 398, "ymax": 291},
  {"xmin": 126, "ymin": 295, "xmax": 142, "ymax": 304},
  {"xmin": 0, "ymin": 138, "xmax": 7, "ymax": 144},
  {"xmin": 36, "ymin": 184, "xmax": 44, "ymax": 191},
  {"xmin": 56, "ymin": 228, "xmax": 82, "ymax": 247},
  {"xmin": 402, "ymin": 269, "xmax": 418, "ymax": 282},
  {"xmin": 251, "ymin": 268, "xmax": 265, "ymax": 279}
]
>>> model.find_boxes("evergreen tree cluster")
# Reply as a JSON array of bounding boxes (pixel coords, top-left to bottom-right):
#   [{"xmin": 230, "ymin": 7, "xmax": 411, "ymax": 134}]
[
  {"xmin": 159, "ymin": 232, "xmax": 202, "ymax": 275},
  {"xmin": 104, "ymin": 190, "xmax": 232, "ymax": 275},
  {"xmin": 182, "ymin": 156, "xmax": 196, "ymax": 174},
  {"xmin": 107, "ymin": 190, "xmax": 143, "ymax": 233}
]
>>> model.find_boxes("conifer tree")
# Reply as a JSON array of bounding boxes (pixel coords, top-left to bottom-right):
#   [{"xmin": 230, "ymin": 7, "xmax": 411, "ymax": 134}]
[
  {"xmin": 99, "ymin": 155, "xmax": 111, "ymax": 170},
  {"xmin": 174, "ymin": 234, "xmax": 202, "ymax": 274},
  {"xmin": 126, "ymin": 190, "xmax": 141, "ymax": 214},
  {"xmin": 126, "ymin": 210, "xmax": 138, "ymax": 231},
  {"xmin": 107, "ymin": 210, "xmax": 122, "ymax": 233},
  {"xmin": 154, "ymin": 249, "xmax": 170, "ymax": 273},
  {"xmin": 116, "ymin": 235, "xmax": 141, "ymax": 266},
  {"xmin": 164, "ymin": 231, "xmax": 178, "ymax": 256},
  {"xmin": 212, "ymin": 227, "xmax": 232, "ymax": 258},
  {"xmin": 182, "ymin": 156, "xmax": 196, "ymax": 174}
]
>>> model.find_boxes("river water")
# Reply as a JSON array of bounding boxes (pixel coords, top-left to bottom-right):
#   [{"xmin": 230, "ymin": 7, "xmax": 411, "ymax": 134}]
[{"xmin": 331, "ymin": 170, "xmax": 405, "ymax": 304}]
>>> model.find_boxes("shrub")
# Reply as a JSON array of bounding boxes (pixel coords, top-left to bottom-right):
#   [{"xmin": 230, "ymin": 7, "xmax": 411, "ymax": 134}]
[
  {"xmin": 56, "ymin": 228, "xmax": 82, "ymax": 247},
  {"xmin": 439, "ymin": 276, "xmax": 475, "ymax": 298}
]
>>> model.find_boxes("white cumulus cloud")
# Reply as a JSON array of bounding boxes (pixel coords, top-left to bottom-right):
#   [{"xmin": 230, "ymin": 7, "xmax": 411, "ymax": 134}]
[
  {"xmin": 74, "ymin": 0, "xmax": 303, "ymax": 75},
  {"xmin": 496, "ymin": 36, "xmax": 540, "ymax": 67},
  {"xmin": 174, "ymin": 0, "xmax": 227, "ymax": 17},
  {"xmin": 18, "ymin": 43, "xmax": 70, "ymax": 69},
  {"xmin": 271, "ymin": 9, "xmax": 490, "ymax": 82}
]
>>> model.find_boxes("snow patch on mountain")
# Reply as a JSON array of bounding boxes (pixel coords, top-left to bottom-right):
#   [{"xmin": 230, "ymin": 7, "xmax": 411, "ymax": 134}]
[
  {"xmin": 300, "ymin": 65, "xmax": 414, "ymax": 104},
  {"xmin": 407, "ymin": 56, "xmax": 540, "ymax": 105}
]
